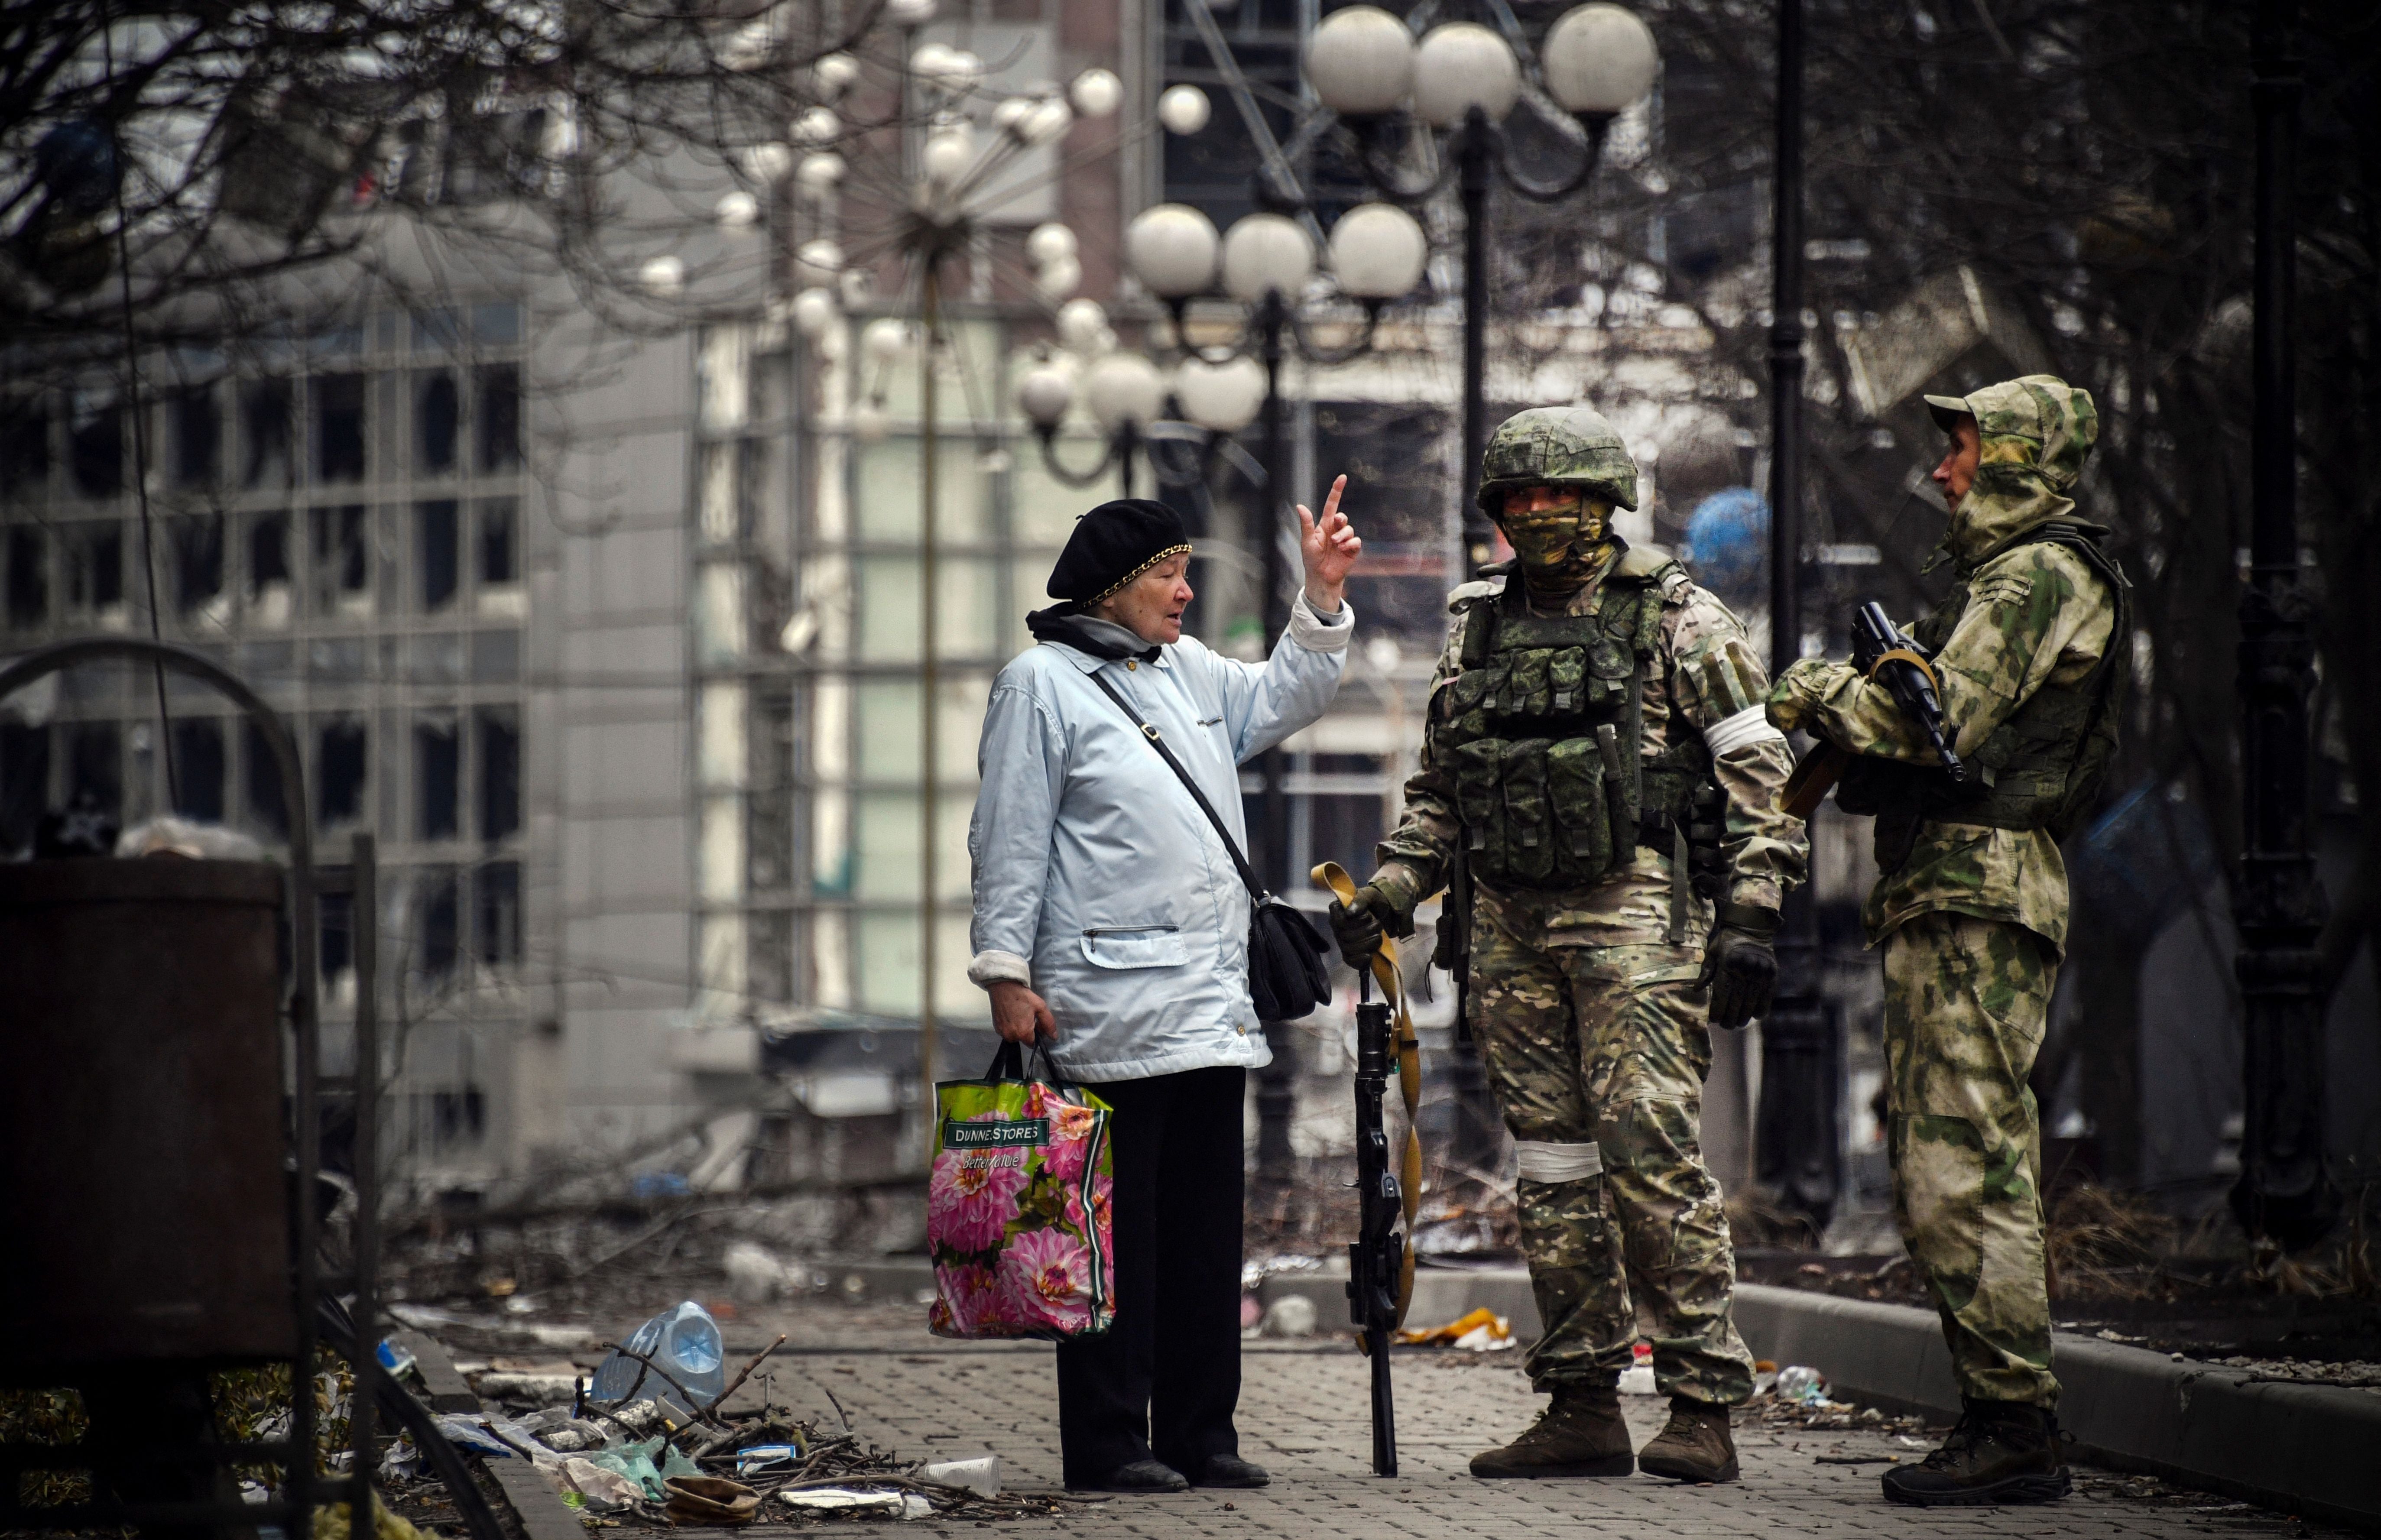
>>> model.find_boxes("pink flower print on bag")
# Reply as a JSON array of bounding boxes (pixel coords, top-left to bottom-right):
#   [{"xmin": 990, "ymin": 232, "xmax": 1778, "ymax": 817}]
[
  {"xmin": 1041, "ymin": 1100, "xmax": 1100, "ymax": 1185},
  {"xmin": 928, "ymin": 1122, "xmax": 1032, "ymax": 1254},
  {"xmin": 999, "ymin": 1226, "xmax": 1093, "ymax": 1333}
]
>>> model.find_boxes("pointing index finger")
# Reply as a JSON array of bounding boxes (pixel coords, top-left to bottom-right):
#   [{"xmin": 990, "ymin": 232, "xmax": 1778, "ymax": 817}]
[{"xmin": 1322, "ymin": 473, "xmax": 1347, "ymax": 525}]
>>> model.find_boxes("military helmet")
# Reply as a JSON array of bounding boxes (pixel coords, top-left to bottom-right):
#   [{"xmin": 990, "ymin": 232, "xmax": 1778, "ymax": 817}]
[{"xmin": 1476, "ymin": 405, "xmax": 1640, "ymax": 517}]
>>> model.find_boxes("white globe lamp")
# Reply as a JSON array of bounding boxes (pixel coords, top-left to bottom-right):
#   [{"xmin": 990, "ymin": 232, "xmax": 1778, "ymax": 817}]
[
  {"xmin": 1018, "ymin": 365, "xmax": 1074, "ymax": 429},
  {"xmin": 1055, "ymin": 298, "xmax": 1109, "ymax": 353},
  {"xmin": 1411, "ymin": 23, "xmax": 1521, "ymax": 127},
  {"xmin": 1157, "ymin": 84, "xmax": 1212, "ymax": 136},
  {"xmin": 1304, "ymin": 6, "xmax": 1415, "ymax": 117},
  {"xmin": 813, "ymin": 53, "xmax": 858, "ymax": 99},
  {"xmin": 790, "ymin": 287, "xmax": 839, "ymax": 339},
  {"xmin": 794, "ymin": 152, "xmax": 845, "ymax": 197},
  {"xmin": 1083, "ymin": 353, "xmax": 1165, "ymax": 431},
  {"xmin": 1123, "ymin": 203, "xmax": 1220, "ymax": 299},
  {"xmin": 1027, "ymin": 222, "xmax": 1078, "ymax": 267},
  {"xmin": 1220, "ymin": 212, "xmax": 1315, "ymax": 302},
  {"xmin": 639, "ymin": 255, "xmax": 684, "ymax": 296},
  {"xmin": 922, "ymin": 124, "xmax": 973, "ymax": 184},
  {"xmin": 861, "ymin": 318, "xmax": 910, "ymax": 363},
  {"xmin": 1328, "ymin": 202, "xmax": 1428, "ymax": 300},
  {"xmin": 1174, "ymin": 355, "xmax": 1268, "ymax": 434},
  {"xmin": 1033, "ymin": 255, "xmax": 1082, "ymax": 303},
  {"xmin": 792, "ymin": 107, "xmax": 840, "ymax": 146},
  {"xmin": 1069, "ymin": 68, "xmax": 1123, "ymax": 118},
  {"xmin": 1542, "ymin": 3, "xmax": 1659, "ymax": 115},
  {"xmin": 793, "ymin": 239, "xmax": 843, "ymax": 288},
  {"xmin": 714, "ymin": 191, "xmax": 759, "ymax": 230}
]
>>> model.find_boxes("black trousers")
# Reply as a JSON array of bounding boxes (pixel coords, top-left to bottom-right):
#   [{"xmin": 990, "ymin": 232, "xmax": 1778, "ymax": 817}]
[{"xmin": 1054, "ymin": 1064, "xmax": 1246, "ymax": 1486}]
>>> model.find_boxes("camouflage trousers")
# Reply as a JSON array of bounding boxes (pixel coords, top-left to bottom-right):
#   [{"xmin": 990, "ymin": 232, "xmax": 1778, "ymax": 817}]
[
  {"xmin": 1467, "ymin": 881, "xmax": 1755, "ymax": 1407},
  {"xmin": 1881, "ymin": 910, "xmax": 2060, "ymax": 1408}
]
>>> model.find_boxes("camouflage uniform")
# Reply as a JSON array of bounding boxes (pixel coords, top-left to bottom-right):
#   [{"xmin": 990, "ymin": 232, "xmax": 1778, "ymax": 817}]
[
  {"xmin": 1372, "ymin": 407, "xmax": 1808, "ymax": 1407},
  {"xmin": 1769, "ymin": 376, "xmax": 2128, "ymax": 1410}
]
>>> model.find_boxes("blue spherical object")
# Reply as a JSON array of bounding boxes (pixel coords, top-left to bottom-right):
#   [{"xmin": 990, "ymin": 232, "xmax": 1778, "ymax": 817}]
[
  {"xmin": 36, "ymin": 120, "xmax": 120, "ymax": 217},
  {"xmin": 1683, "ymin": 487, "xmax": 1769, "ymax": 606}
]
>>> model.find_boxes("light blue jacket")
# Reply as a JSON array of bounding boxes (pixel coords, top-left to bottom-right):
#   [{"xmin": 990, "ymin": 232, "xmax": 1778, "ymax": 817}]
[{"xmin": 965, "ymin": 596, "xmax": 1352, "ymax": 1081}]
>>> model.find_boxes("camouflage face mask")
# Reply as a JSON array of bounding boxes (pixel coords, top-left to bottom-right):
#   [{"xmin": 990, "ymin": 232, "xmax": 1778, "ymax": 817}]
[{"xmin": 1499, "ymin": 491, "xmax": 1612, "ymax": 573}]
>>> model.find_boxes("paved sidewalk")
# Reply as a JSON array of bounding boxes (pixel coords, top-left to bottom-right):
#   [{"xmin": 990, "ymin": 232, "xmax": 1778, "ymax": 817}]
[{"xmin": 633, "ymin": 1307, "xmax": 2350, "ymax": 1539}]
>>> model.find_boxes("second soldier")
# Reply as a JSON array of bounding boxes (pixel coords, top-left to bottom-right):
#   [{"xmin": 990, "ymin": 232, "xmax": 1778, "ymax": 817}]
[{"xmin": 1329, "ymin": 405, "xmax": 1808, "ymax": 1483}]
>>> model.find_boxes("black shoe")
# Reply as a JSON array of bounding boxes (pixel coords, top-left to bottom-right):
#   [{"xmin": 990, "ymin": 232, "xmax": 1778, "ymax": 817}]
[
  {"xmin": 1191, "ymin": 1455, "xmax": 1270, "ymax": 1488},
  {"xmin": 1083, "ymin": 1460, "xmax": 1190, "ymax": 1493},
  {"xmin": 1881, "ymin": 1399, "xmax": 2071, "ymax": 1508}
]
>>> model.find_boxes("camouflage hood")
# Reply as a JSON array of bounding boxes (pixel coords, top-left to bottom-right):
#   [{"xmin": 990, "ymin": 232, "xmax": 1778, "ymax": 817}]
[{"xmin": 1923, "ymin": 375, "xmax": 2100, "ymax": 570}]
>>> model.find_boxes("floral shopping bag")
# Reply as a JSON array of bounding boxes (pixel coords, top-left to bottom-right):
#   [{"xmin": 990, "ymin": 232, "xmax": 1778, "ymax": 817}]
[{"xmin": 927, "ymin": 1042, "xmax": 1115, "ymax": 1341}]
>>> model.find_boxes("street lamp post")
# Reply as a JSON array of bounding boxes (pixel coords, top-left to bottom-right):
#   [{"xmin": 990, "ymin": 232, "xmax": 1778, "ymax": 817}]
[
  {"xmin": 2232, "ymin": 0, "xmax": 2336, "ymax": 1252},
  {"xmin": 1754, "ymin": 0, "xmax": 1839, "ymax": 1237},
  {"xmin": 1303, "ymin": 1, "xmax": 1658, "ymax": 1183},
  {"xmin": 1118, "ymin": 196, "xmax": 1427, "ymax": 1188},
  {"xmin": 1305, "ymin": 1, "xmax": 1659, "ymax": 564}
]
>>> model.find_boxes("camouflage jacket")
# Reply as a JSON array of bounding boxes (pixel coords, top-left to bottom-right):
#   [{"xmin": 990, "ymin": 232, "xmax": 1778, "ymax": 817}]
[
  {"xmin": 1381, "ymin": 545, "xmax": 1807, "ymax": 939},
  {"xmin": 1769, "ymin": 376, "xmax": 2121, "ymax": 954}
]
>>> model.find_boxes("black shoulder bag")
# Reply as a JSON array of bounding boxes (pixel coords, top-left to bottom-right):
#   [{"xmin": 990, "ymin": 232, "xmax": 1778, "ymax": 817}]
[{"xmin": 1083, "ymin": 671, "xmax": 1331, "ymax": 1023}]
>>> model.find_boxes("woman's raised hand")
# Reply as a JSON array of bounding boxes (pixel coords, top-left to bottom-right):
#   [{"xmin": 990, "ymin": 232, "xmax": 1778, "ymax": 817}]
[{"xmin": 1297, "ymin": 474, "xmax": 1361, "ymax": 610}]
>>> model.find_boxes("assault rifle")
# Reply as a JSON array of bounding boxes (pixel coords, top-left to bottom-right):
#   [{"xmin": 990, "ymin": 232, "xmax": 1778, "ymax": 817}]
[
  {"xmin": 1778, "ymin": 602, "xmax": 1972, "ymax": 818},
  {"xmin": 1348, "ymin": 965, "xmax": 1401, "ymax": 1477}
]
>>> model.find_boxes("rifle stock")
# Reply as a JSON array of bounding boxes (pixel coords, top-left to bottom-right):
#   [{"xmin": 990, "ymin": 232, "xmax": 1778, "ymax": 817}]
[{"xmin": 1778, "ymin": 740, "xmax": 1852, "ymax": 820}]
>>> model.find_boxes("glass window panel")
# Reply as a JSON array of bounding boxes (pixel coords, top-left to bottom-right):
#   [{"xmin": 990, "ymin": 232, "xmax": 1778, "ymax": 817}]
[
  {"xmin": 66, "ymin": 722, "xmax": 120, "ymax": 822},
  {"xmin": 173, "ymin": 386, "xmax": 221, "ymax": 488},
  {"xmin": 415, "ymin": 370, "xmax": 459, "ymax": 473},
  {"xmin": 416, "ymin": 715, "xmax": 459, "ymax": 839},
  {"xmin": 854, "ymin": 911, "xmax": 982, "ymax": 1018},
  {"xmin": 477, "ymin": 704, "xmax": 520, "ymax": 841},
  {"xmin": 241, "ymin": 379, "xmax": 293, "ymax": 488},
  {"xmin": 852, "ymin": 789, "xmax": 975, "ymax": 902},
  {"xmin": 68, "ymin": 403, "xmax": 122, "ymax": 498},
  {"xmin": 477, "ymin": 496, "xmax": 518, "ymax": 584},
  {"xmin": 470, "ymin": 629, "xmax": 519, "ymax": 681},
  {"xmin": 244, "ymin": 718, "xmax": 287, "ymax": 837},
  {"xmin": 1, "ymin": 399, "xmax": 50, "ymax": 496},
  {"xmin": 7, "ymin": 527, "xmax": 47, "ymax": 627},
  {"xmin": 412, "ymin": 308, "xmax": 462, "ymax": 353},
  {"xmin": 65, "ymin": 521, "xmax": 123, "ymax": 611},
  {"xmin": 418, "ymin": 499, "xmax": 459, "ymax": 610},
  {"xmin": 477, "ymin": 363, "xmax": 521, "ymax": 473},
  {"xmin": 856, "ymin": 554, "xmax": 1000, "ymax": 662},
  {"xmin": 310, "ymin": 504, "xmax": 369, "ymax": 612},
  {"xmin": 850, "ymin": 436, "xmax": 990, "ymax": 543},
  {"xmin": 854, "ymin": 681, "xmax": 921, "ymax": 781},
  {"xmin": 171, "ymin": 513, "xmax": 224, "ymax": 613},
  {"xmin": 317, "ymin": 715, "xmax": 368, "ymax": 826},
  {"xmin": 0, "ymin": 722, "xmax": 49, "ymax": 853},
  {"xmin": 477, "ymin": 858, "xmax": 522, "ymax": 967},
  {"xmin": 1009, "ymin": 438, "xmax": 1110, "ymax": 546},
  {"xmin": 170, "ymin": 717, "xmax": 226, "ymax": 821},
  {"xmin": 312, "ymin": 373, "xmax": 367, "ymax": 483},
  {"xmin": 417, "ymin": 866, "xmax": 460, "ymax": 979}
]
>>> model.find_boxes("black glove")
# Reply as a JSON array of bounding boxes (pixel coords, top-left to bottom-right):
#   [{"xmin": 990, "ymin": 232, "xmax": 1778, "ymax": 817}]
[
  {"xmin": 1328, "ymin": 869, "xmax": 1418, "ymax": 970},
  {"xmin": 1698, "ymin": 903, "xmax": 1780, "ymax": 1029}
]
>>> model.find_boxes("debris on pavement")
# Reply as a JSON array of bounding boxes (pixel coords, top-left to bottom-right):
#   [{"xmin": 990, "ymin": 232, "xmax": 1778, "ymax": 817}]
[{"xmin": 1393, "ymin": 1306, "xmax": 1515, "ymax": 1352}]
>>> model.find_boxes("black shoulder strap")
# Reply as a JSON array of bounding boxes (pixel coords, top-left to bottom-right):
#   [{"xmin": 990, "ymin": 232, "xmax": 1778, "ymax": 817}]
[{"xmin": 1083, "ymin": 669, "xmax": 1268, "ymax": 903}]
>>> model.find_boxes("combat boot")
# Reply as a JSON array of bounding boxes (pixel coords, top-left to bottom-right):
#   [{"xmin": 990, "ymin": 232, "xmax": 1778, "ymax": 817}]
[
  {"xmin": 1636, "ymin": 1396, "xmax": 1739, "ymax": 1482},
  {"xmin": 1468, "ymin": 1381, "xmax": 1633, "ymax": 1478},
  {"xmin": 1880, "ymin": 1398, "xmax": 2070, "ymax": 1507}
]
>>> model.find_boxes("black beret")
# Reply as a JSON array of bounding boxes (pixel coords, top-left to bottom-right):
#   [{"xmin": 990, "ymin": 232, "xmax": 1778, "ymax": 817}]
[{"xmin": 1045, "ymin": 499, "xmax": 1192, "ymax": 604}]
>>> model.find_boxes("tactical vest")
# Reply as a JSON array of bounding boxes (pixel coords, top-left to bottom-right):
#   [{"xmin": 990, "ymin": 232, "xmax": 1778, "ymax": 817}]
[
  {"xmin": 1839, "ymin": 524, "xmax": 2131, "ymax": 869},
  {"xmin": 1434, "ymin": 554, "xmax": 1721, "ymax": 892}
]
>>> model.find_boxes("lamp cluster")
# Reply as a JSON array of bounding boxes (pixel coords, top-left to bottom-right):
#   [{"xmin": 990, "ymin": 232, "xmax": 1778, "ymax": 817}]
[{"xmin": 1305, "ymin": 2, "xmax": 1658, "ymax": 126}]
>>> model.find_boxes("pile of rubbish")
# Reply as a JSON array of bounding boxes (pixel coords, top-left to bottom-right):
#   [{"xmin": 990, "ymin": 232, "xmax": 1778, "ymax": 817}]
[{"xmin": 404, "ymin": 1301, "xmax": 1097, "ymax": 1527}]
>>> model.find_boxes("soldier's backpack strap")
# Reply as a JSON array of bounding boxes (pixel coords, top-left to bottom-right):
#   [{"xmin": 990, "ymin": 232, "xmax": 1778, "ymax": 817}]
[{"xmin": 1451, "ymin": 567, "xmax": 1509, "ymax": 670}]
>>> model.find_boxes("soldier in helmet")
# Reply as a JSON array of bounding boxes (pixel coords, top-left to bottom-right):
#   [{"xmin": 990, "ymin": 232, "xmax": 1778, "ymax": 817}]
[
  {"xmin": 1767, "ymin": 376, "xmax": 2125, "ymax": 1508},
  {"xmin": 1330, "ymin": 405, "xmax": 1808, "ymax": 1483}
]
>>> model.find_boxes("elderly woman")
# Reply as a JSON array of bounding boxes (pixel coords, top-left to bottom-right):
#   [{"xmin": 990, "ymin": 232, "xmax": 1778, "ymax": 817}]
[{"xmin": 966, "ymin": 486, "xmax": 1361, "ymax": 1493}]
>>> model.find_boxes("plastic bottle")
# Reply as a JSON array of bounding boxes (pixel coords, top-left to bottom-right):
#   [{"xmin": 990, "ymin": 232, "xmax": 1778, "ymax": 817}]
[
  {"xmin": 1774, "ymin": 1365, "xmax": 1826, "ymax": 1405},
  {"xmin": 587, "ymin": 1301, "xmax": 725, "ymax": 1418}
]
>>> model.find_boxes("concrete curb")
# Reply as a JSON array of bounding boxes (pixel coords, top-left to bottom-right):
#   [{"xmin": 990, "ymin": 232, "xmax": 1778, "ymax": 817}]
[
  {"xmin": 401, "ymin": 1329, "xmax": 588, "ymax": 1540},
  {"xmin": 1732, "ymin": 1283, "xmax": 2381, "ymax": 1533}
]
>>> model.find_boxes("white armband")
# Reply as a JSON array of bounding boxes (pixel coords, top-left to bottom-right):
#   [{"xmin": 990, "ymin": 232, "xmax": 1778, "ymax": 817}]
[
  {"xmin": 1703, "ymin": 703, "xmax": 1787, "ymax": 758},
  {"xmin": 1514, "ymin": 1140, "xmax": 1604, "ymax": 1183}
]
